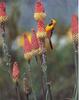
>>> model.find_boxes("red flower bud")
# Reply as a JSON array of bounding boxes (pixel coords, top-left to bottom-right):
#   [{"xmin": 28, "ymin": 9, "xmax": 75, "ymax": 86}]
[
  {"xmin": 0, "ymin": 2, "xmax": 8, "ymax": 23},
  {"xmin": 12, "ymin": 62, "xmax": 20, "ymax": 82},
  {"xmin": 71, "ymin": 15, "xmax": 78, "ymax": 42},
  {"xmin": 35, "ymin": 0, "xmax": 45, "ymax": 13},
  {"xmin": 0, "ymin": 2, "xmax": 6, "ymax": 17},
  {"xmin": 71, "ymin": 15, "xmax": 78, "ymax": 33}
]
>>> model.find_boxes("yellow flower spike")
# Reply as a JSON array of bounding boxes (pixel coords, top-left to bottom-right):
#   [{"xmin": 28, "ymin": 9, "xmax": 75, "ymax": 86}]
[
  {"xmin": 27, "ymin": 34, "xmax": 32, "ymax": 43},
  {"xmin": 19, "ymin": 36, "xmax": 24, "ymax": 47},
  {"xmin": 17, "ymin": 36, "xmax": 24, "ymax": 47},
  {"xmin": 23, "ymin": 32, "xmax": 32, "ymax": 43},
  {"xmin": 17, "ymin": 32, "xmax": 32, "ymax": 47}
]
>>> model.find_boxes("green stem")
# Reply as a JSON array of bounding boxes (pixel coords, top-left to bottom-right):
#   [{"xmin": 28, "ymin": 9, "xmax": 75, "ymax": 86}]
[
  {"xmin": 40, "ymin": 39, "xmax": 53, "ymax": 100},
  {"xmin": 15, "ymin": 81, "xmax": 21, "ymax": 100},
  {"xmin": 27, "ymin": 63, "xmax": 37, "ymax": 100}
]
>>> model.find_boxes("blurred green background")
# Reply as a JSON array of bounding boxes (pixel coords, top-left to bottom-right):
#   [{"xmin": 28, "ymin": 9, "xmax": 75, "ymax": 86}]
[{"xmin": 0, "ymin": 0, "xmax": 78, "ymax": 100}]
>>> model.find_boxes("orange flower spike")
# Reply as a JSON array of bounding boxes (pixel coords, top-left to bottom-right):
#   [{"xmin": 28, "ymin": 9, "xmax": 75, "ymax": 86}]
[
  {"xmin": 34, "ymin": 0, "xmax": 46, "ymax": 38},
  {"xmin": 71, "ymin": 15, "xmax": 78, "ymax": 43},
  {"xmin": 12, "ymin": 62, "xmax": 20, "ymax": 82},
  {"xmin": 31, "ymin": 28, "xmax": 39, "ymax": 49},
  {"xmin": 0, "ymin": 2, "xmax": 6, "ymax": 16},
  {"xmin": 38, "ymin": 20, "xmax": 45, "ymax": 32},
  {"xmin": 23, "ymin": 34, "xmax": 32, "ymax": 53},
  {"xmin": 0, "ymin": 2, "xmax": 8, "ymax": 23},
  {"xmin": 71, "ymin": 15, "xmax": 78, "ymax": 33},
  {"xmin": 36, "ymin": 19, "xmax": 46, "ymax": 38},
  {"xmin": 34, "ymin": 0, "xmax": 46, "ymax": 21},
  {"xmin": 23, "ymin": 34, "xmax": 33, "ymax": 60},
  {"xmin": 35, "ymin": 1, "xmax": 45, "ymax": 13},
  {"xmin": 27, "ymin": 34, "xmax": 32, "ymax": 43},
  {"xmin": 17, "ymin": 32, "xmax": 32, "ymax": 47}
]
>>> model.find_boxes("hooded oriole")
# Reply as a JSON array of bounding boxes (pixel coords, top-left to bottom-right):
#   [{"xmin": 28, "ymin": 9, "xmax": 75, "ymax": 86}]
[
  {"xmin": 45, "ymin": 19, "xmax": 56, "ymax": 49},
  {"xmin": 45, "ymin": 19, "xmax": 56, "ymax": 38}
]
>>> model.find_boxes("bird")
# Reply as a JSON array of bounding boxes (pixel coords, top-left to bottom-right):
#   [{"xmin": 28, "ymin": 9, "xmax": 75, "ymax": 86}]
[
  {"xmin": 45, "ymin": 19, "xmax": 56, "ymax": 38},
  {"xmin": 45, "ymin": 19, "xmax": 56, "ymax": 49}
]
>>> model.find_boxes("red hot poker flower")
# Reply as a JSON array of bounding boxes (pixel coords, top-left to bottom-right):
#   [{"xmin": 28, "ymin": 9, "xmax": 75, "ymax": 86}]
[
  {"xmin": 35, "ymin": 0, "xmax": 45, "ymax": 13},
  {"xmin": 0, "ymin": 2, "xmax": 8, "ymax": 23},
  {"xmin": 31, "ymin": 28, "xmax": 39, "ymax": 50},
  {"xmin": 71, "ymin": 15, "xmax": 78, "ymax": 42},
  {"xmin": 23, "ymin": 34, "xmax": 33, "ymax": 60},
  {"xmin": 71, "ymin": 15, "xmax": 78, "ymax": 33},
  {"xmin": 0, "ymin": 2, "xmax": 6, "ymax": 16},
  {"xmin": 23, "ymin": 34, "xmax": 32, "ymax": 53},
  {"xmin": 12, "ymin": 62, "xmax": 20, "ymax": 82},
  {"xmin": 38, "ymin": 20, "xmax": 45, "ymax": 32}
]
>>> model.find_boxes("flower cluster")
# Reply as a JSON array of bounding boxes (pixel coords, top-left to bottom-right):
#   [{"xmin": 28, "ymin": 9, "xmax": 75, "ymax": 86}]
[{"xmin": 18, "ymin": 0, "xmax": 57, "ymax": 61}]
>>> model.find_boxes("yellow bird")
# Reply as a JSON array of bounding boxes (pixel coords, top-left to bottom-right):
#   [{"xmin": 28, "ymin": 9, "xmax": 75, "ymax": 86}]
[
  {"xmin": 45, "ymin": 19, "xmax": 56, "ymax": 49},
  {"xmin": 45, "ymin": 19, "xmax": 56, "ymax": 38}
]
